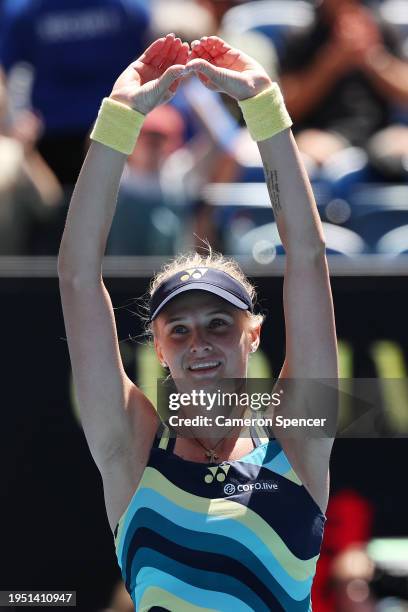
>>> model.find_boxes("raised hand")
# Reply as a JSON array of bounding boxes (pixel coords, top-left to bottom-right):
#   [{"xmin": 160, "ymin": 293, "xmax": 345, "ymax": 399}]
[
  {"xmin": 110, "ymin": 33, "xmax": 189, "ymax": 114},
  {"xmin": 185, "ymin": 36, "xmax": 272, "ymax": 100},
  {"xmin": 330, "ymin": 5, "xmax": 383, "ymax": 71}
]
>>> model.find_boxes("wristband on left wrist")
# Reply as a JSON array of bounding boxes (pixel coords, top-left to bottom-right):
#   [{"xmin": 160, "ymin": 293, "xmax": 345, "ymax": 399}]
[
  {"xmin": 90, "ymin": 97, "xmax": 145, "ymax": 155},
  {"xmin": 238, "ymin": 83, "xmax": 293, "ymax": 142}
]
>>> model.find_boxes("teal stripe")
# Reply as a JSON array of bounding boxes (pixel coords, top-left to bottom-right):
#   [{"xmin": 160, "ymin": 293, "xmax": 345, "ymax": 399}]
[
  {"xmin": 132, "ymin": 508, "xmax": 313, "ymax": 601},
  {"xmin": 136, "ymin": 567, "xmax": 256, "ymax": 612},
  {"xmin": 118, "ymin": 488, "xmax": 314, "ymax": 600},
  {"xmin": 237, "ymin": 442, "xmax": 294, "ymax": 478},
  {"xmin": 239, "ymin": 447, "xmax": 292, "ymax": 476},
  {"xmin": 263, "ymin": 450, "xmax": 292, "ymax": 474},
  {"xmin": 133, "ymin": 549, "xmax": 272, "ymax": 612},
  {"xmin": 237, "ymin": 440, "xmax": 281, "ymax": 467}
]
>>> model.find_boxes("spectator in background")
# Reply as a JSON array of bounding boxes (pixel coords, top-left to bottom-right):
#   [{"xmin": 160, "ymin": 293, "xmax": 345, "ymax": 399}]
[
  {"xmin": 330, "ymin": 546, "xmax": 376, "ymax": 612},
  {"xmin": 313, "ymin": 489, "xmax": 374, "ymax": 612},
  {"xmin": 0, "ymin": 67, "xmax": 62, "ymax": 254},
  {"xmin": 330, "ymin": 545, "xmax": 408, "ymax": 610},
  {"xmin": 279, "ymin": 0, "xmax": 408, "ymax": 178},
  {"xmin": 0, "ymin": 0, "xmax": 151, "ymax": 186}
]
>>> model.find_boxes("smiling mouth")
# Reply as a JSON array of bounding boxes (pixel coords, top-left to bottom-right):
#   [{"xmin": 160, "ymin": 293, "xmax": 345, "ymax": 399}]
[{"xmin": 188, "ymin": 361, "xmax": 222, "ymax": 373}]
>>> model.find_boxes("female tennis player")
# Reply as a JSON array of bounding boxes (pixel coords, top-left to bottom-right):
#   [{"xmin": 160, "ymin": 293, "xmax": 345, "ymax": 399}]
[{"xmin": 58, "ymin": 33, "xmax": 338, "ymax": 611}]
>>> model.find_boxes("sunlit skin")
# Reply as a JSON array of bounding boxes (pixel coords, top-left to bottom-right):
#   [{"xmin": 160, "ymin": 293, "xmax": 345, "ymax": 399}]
[{"xmin": 153, "ymin": 291, "xmax": 261, "ymax": 455}]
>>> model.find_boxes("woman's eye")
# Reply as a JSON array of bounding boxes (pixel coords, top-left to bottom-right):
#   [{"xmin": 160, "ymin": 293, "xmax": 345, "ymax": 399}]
[
  {"xmin": 170, "ymin": 319, "xmax": 228, "ymax": 334},
  {"xmin": 210, "ymin": 318, "xmax": 227, "ymax": 328}
]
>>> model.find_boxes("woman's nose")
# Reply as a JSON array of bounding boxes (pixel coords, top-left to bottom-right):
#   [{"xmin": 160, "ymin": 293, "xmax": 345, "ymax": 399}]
[{"xmin": 189, "ymin": 327, "xmax": 212, "ymax": 353}]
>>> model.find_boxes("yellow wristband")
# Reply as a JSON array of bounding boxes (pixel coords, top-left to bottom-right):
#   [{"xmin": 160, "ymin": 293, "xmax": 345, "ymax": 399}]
[
  {"xmin": 238, "ymin": 83, "xmax": 293, "ymax": 142},
  {"xmin": 90, "ymin": 97, "xmax": 145, "ymax": 155}
]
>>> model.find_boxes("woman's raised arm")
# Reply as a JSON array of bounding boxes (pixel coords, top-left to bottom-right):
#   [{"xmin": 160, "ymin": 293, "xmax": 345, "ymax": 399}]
[
  {"xmin": 58, "ymin": 35, "xmax": 189, "ymax": 472},
  {"xmin": 187, "ymin": 36, "xmax": 337, "ymax": 379},
  {"xmin": 186, "ymin": 37, "xmax": 337, "ymax": 512}
]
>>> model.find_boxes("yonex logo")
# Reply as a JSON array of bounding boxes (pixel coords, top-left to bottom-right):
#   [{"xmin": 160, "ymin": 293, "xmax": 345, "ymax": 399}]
[
  {"xmin": 204, "ymin": 465, "xmax": 230, "ymax": 484},
  {"xmin": 180, "ymin": 267, "xmax": 208, "ymax": 282}
]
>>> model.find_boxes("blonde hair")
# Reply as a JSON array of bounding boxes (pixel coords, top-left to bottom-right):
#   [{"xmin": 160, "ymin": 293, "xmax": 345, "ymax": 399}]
[{"xmin": 139, "ymin": 242, "xmax": 265, "ymax": 341}]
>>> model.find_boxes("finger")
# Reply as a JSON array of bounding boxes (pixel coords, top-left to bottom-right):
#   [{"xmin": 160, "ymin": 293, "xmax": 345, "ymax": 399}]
[
  {"xmin": 151, "ymin": 33, "xmax": 176, "ymax": 67},
  {"xmin": 157, "ymin": 64, "xmax": 187, "ymax": 95},
  {"xmin": 167, "ymin": 37, "xmax": 183, "ymax": 67},
  {"xmin": 189, "ymin": 46, "xmax": 202, "ymax": 60},
  {"xmin": 202, "ymin": 37, "xmax": 235, "ymax": 64},
  {"xmin": 186, "ymin": 58, "xmax": 240, "ymax": 91},
  {"xmin": 206, "ymin": 38, "xmax": 231, "ymax": 60},
  {"xmin": 161, "ymin": 33, "xmax": 179, "ymax": 68},
  {"xmin": 206, "ymin": 35, "xmax": 232, "ymax": 51},
  {"xmin": 190, "ymin": 40, "xmax": 212, "ymax": 60},
  {"xmin": 190, "ymin": 40, "xmax": 206, "ymax": 54},
  {"xmin": 144, "ymin": 34, "xmax": 174, "ymax": 68},
  {"xmin": 169, "ymin": 75, "xmax": 183, "ymax": 93},
  {"xmin": 195, "ymin": 70, "xmax": 210, "ymax": 85},
  {"xmin": 201, "ymin": 36, "xmax": 223, "ymax": 57},
  {"xmin": 185, "ymin": 58, "xmax": 225, "ymax": 88},
  {"xmin": 197, "ymin": 72, "xmax": 218, "ymax": 91},
  {"xmin": 190, "ymin": 45, "xmax": 213, "ymax": 62},
  {"xmin": 160, "ymin": 33, "xmax": 176, "ymax": 60},
  {"xmin": 200, "ymin": 41, "xmax": 218, "ymax": 60},
  {"xmin": 185, "ymin": 58, "xmax": 222, "ymax": 80},
  {"xmin": 197, "ymin": 36, "xmax": 213, "ymax": 56},
  {"xmin": 175, "ymin": 42, "xmax": 189, "ymax": 66},
  {"xmin": 138, "ymin": 37, "xmax": 166, "ymax": 63}
]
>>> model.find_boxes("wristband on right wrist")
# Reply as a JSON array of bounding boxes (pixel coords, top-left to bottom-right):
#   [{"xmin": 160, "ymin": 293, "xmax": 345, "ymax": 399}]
[
  {"xmin": 90, "ymin": 97, "xmax": 145, "ymax": 155},
  {"xmin": 238, "ymin": 83, "xmax": 293, "ymax": 142}
]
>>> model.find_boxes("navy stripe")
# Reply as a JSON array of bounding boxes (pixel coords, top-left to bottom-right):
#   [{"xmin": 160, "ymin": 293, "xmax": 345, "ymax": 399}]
[
  {"xmin": 132, "ymin": 545, "xmax": 278, "ymax": 612},
  {"xmin": 125, "ymin": 514, "xmax": 304, "ymax": 609}
]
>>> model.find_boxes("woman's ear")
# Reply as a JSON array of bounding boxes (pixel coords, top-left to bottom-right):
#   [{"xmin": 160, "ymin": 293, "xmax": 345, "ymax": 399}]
[
  {"xmin": 247, "ymin": 320, "xmax": 261, "ymax": 354},
  {"xmin": 153, "ymin": 335, "xmax": 165, "ymax": 367}
]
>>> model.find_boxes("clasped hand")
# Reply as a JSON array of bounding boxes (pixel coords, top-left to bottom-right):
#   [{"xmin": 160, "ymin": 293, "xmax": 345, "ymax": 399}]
[{"xmin": 110, "ymin": 33, "xmax": 272, "ymax": 115}]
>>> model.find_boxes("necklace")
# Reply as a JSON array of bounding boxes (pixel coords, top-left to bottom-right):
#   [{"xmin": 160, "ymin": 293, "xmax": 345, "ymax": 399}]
[
  {"xmin": 192, "ymin": 436, "xmax": 227, "ymax": 463},
  {"xmin": 178, "ymin": 403, "xmax": 250, "ymax": 463}
]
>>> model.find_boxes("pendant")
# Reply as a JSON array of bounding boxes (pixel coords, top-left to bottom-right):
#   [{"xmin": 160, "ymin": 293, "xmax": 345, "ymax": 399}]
[{"xmin": 205, "ymin": 449, "xmax": 219, "ymax": 463}]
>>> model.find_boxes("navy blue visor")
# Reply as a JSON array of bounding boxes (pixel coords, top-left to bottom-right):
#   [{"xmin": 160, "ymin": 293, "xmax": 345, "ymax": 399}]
[{"xmin": 149, "ymin": 267, "xmax": 254, "ymax": 322}]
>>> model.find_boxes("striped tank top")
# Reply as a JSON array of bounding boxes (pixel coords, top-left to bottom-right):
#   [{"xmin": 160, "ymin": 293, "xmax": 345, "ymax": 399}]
[{"xmin": 114, "ymin": 423, "xmax": 326, "ymax": 611}]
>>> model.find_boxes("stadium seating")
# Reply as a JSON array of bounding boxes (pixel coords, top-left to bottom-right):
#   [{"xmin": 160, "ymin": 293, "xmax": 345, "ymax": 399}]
[
  {"xmin": 380, "ymin": 0, "xmax": 408, "ymax": 47},
  {"xmin": 375, "ymin": 223, "xmax": 408, "ymax": 254},
  {"xmin": 346, "ymin": 185, "xmax": 408, "ymax": 248},
  {"xmin": 221, "ymin": 0, "xmax": 314, "ymax": 58},
  {"xmin": 224, "ymin": 221, "xmax": 368, "ymax": 259}
]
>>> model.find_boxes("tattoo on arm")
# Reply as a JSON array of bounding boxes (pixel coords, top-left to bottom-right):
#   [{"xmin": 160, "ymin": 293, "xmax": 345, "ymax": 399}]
[{"xmin": 264, "ymin": 165, "xmax": 282, "ymax": 217}]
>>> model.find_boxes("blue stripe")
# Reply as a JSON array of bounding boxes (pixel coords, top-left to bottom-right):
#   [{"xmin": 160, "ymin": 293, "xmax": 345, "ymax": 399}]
[
  {"xmin": 132, "ymin": 509, "xmax": 313, "ymax": 601},
  {"xmin": 136, "ymin": 567, "xmax": 257, "ymax": 612},
  {"xmin": 133, "ymin": 548, "xmax": 275, "ymax": 612},
  {"xmin": 119, "ymin": 489, "xmax": 315, "ymax": 600}
]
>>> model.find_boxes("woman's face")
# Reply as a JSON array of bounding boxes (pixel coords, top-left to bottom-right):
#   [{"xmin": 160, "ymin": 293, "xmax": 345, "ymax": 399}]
[{"xmin": 153, "ymin": 290, "xmax": 260, "ymax": 383}]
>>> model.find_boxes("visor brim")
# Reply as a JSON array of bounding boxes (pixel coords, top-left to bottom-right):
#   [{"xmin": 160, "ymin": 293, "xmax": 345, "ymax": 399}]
[{"xmin": 150, "ymin": 282, "xmax": 251, "ymax": 321}]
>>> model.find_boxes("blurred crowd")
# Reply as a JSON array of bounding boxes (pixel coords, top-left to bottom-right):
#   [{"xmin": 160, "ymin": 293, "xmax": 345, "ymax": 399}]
[{"xmin": 2, "ymin": 0, "xmax": 408, "ymax": 258}]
